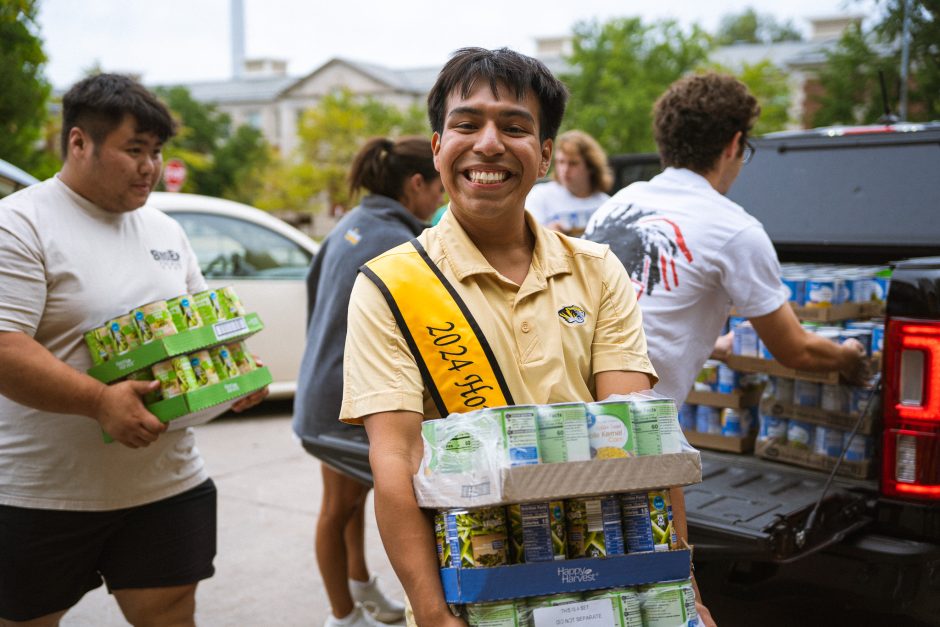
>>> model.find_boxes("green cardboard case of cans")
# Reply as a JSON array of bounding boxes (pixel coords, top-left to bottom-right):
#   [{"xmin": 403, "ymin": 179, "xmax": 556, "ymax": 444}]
[{"xmin": 84, "ymin": 288, "xmax": 271, "ymax": 442}]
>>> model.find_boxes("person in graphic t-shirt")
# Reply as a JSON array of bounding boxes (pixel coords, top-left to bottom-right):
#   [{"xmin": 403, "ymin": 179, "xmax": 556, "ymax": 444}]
[
  {"xmin": 525, "ymin": 129, "xmax": 612, "ymax": 235},
  {"xmin": 584, "ymin": 72, "xmax": 869, "ymax": 405}
]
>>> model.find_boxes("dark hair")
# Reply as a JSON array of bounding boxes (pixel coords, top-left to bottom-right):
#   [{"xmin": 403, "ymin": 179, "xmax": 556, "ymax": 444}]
[
  {"xmin": 555, "ymin": 130, "xmax": 613, "ymax": 193},
  {"xmin": 348, "ymin": 136, "xmax": 437, "ymax": 199},
  {"xmin": 427, "ymin": 47, "xmax": 568, "ymax": 143},
  {"xmin": 653, "ymin": 72, "xmax": 760, "ymax": 174},
  {"xmin": 60, "ymin": 73, "xmax": 176, "ymax": 159}
]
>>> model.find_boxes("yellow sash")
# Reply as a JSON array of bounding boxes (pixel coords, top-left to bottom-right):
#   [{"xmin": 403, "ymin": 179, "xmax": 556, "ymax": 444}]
[{"xmin": 361, "ymin": 239, "xmax": 513, "ymax": 417}]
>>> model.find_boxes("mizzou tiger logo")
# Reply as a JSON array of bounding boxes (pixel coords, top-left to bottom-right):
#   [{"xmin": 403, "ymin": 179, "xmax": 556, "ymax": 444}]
[{"xmin": 558, "ymin": 305, "xmax": 587, "ymax": 324}]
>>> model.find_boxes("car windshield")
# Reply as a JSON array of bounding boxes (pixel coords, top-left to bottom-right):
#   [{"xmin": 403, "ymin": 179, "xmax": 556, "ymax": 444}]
[{"xmin": 168, "ymin": 211, "xmax": 313, "ymax": 280}]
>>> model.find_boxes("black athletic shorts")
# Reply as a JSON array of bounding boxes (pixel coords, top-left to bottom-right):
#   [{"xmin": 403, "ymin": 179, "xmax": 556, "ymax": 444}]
[{"xmin": 0, "ymin": 478, "xmax": 217, "ymax": 622}]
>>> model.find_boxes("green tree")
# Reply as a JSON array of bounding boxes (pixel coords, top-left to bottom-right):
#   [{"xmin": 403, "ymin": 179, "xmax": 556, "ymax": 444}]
[
  {"xmin": 706, "ymin": 59, "xmax": 793, "ymax": 133},
  {"xmin": 255, "ymin": 89, "xmax": 429, "ymax": 213},
  {"xmin": 561, "ymin": 17, "xmax": 712, "ymax": 154},
  {"xmin": 715, "ymin": 8, "xmax": 803, "ymax": 45},
  {"xmin": 156, "ymin": 86, "xmax": 270, "ymax": 202},
  {"xmin": 0, "ymin": 0, "xmax": 52, "ymax": 174},
  {"xmin": 812, "ymin": 2, "xmax": 939, "ymax": 125}
]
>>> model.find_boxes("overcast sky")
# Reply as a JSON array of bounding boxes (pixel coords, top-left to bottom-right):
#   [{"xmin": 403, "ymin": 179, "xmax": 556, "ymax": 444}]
[{"xmin": 38, "ymin": 0, "xmax": 873, "ymax": 88}]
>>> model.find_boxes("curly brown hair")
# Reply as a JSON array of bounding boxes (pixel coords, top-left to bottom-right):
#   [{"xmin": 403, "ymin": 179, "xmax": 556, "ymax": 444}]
[{"xmin": 653, "ymin": 72, "xmax": 760, "ymax": 174}]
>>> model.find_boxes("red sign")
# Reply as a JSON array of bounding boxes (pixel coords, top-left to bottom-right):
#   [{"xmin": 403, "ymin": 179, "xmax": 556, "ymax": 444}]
[{"xmin": 163, "ymin": 158, "xmax": 187, "ymax": 192}]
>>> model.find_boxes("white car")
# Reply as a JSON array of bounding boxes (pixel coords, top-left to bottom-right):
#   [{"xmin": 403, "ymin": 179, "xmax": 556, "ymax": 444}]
[{"xmin": 149, "ymin": 192, "xmax": 319, "ymax": 399}]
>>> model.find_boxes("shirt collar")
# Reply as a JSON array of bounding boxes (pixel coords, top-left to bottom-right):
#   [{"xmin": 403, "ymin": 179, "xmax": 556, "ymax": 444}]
[
  {"xmin": 432, "ymin": 207, "xmax": 573, "ymax": 283},
  {"xmin": 658, "ymin": 167, "xmax": 716, "ymax": 191}
]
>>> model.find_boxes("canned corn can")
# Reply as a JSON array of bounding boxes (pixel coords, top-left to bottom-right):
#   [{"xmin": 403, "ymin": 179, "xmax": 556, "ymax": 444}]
[
  {"xmin": 490, "ymin": 405, "xmax": 540, "ymax": 467},
  {"xmin": 678, "ymin": 403, "xmax": 696, "ymax": 431},
  {"xmin": 167, "ymin": 294, "xmax": 203, "ymax": 331},
  {"xmin": 434, "ymin": 511, "xmax": 451, "ymax": 568},
  {"xmin": 586, "ymin": 400, "xmax": 638, "ymax": 459},
  {"xmin": 170, "ymin": 355, "xmax": 199, "ymax": 393},
  {"xmin": 620, "ymin": 491, "xmax": 655, "ymax": 553},
  {"xmin": 126, "ymin": 369, "xmax": 161, "ymax": 404},
  {"xmin": 84, "ymin": 326, "xmax": 114, "ymax": 365},
  {"xmin": 821, "ymin": 384, "xmax": 849, "ymax": 414},
  {"xmin": 565, "ymin": 496, "xmax": 624, "ymax": 558},
  {"xmin": 444, "ymin": 506, "xmax": 509, "ymax": 568},
  {"xmin": 107, "ymin": 314, "xmax": 141, "ymax": 354},
  {"xmin": 695, "ymin": 405, "xmax": 721, "ymax": 435},
  {"xmin": 193, "ymin": 289, "xmax": 225, "ymax": 324},
  {"xmin": 814, "ymin": 425, "xmax": 845, "ymax": 458},
  {"xmin": 536, "ymin": 403, "xmax": 590, "ymax": 463},
  {"xmin": 226, "ymin": 341, "xmax": 257, "ymax": 374},
  {"xmin": 218, "ymin": 286, "xmax": 247, "ymax": 319},
  {"xmin": 647, "ymin": 490, "xmax": 679, "ymax": 551},
  {"xmin": 632, "ymin": 398, "xmax": 681, "ymax": 455},
  {"xmin": 131, "ymin": 300, "xmax": 177, "ymax": 343},
  {"xmin": 507, "ymin": 501, "xmax": 566, "ymax": 564},
  {"xmin": 638, "ymin": 580, "xmax": 697, "ymax": 627},
  {"xmin": 209, "ymin": 345, "xmax": 241, "ymax": 380},
  {"xmin": 793, "ymin": 380, "xmax": 821, "ymax": 408},
  {"xmin": 757, "ymin": 414, "xmax": 787, "ymax": 442},
  {"xmin": 844, "ymin": 434, "xmax": 873, "ymax": 462},
  {"xmin": 583, "ymin": 587, "xmax": 642, "ymax": 627},
  {"xmin": 189, "ymin": 350, "xmax": 220, "ymax": 387},
  {"xmin": 464, "ymin": 600, "xmax": 521, "ymax": 627},
  {"xmin": 772, "ymin": 377, "xmax": 794, "ymax": 405},
  {"xmin": 152, "ymin": 360, "xmax": 183, "ymax": 399},
  {"xmin": 787, "ymin": 419, "xmax": 815, "ymax": 449}
]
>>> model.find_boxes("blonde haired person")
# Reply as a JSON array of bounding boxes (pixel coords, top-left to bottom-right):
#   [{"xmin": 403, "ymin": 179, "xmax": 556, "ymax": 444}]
[{"xmin": 525, "ymin": 129, "xmax": 613, "ymax": 235}]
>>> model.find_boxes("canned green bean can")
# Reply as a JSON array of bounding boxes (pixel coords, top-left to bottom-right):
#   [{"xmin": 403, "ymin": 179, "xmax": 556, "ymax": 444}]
[
  {"xmin": 507, "ymin": 501, "xmax": 566, "ymax": 564},
  {"xmin": 209, "ymin": 345, "xmax": 241, "ymax": 380},
  {"xmin": 565, "ymin": 496, "xmax": 625, "ymax": 558},
  {"xmin": 84, "ymin": 326, "xmax": 114, "ymax": 365},
  {"xmin": 536, "ymin": 403, "xmax": 591, "ymax": 463},
  {"xmin": 218, "ymin": 286, "xmax": 246, "ymax": 319},
  {"xmin": 583, "ymin": 587, "xmax": 643, "ymax": 627},
  {"xmin": 586, "ymin": 400, "xmax": 638, "ymax": 459},
  {"xmin": 434, "ymin": 511, "xmax": 452, "ymax": 568},
  {"xmin": 107, "ymin": 314, "xmax": 140, "ymax": 354},
  {"xmin": 170, "ymin": 355, "xmax": 199, "ymax": 394},
  {"xmin": 126, "ymin": 369, "xmax": 161, "ymax": 405},
  {"xmin": 189, "ymin": 350, "xmax": 220, "ymax": 387},
  {"xmin": 490, "ymin": 405, "xmax": 540, "ymax": 466},
  {"xmin": 648, "ymin": 490, "xmax": 679, "ymax": 551},
  {"xmin": 226, "ymin": 341, "xmax": 257, "ymax": 374},
  {"xmin": 444, "ymin": 506, "xmax": 509, "ymax": 568},
  {"xmin": 193, "ymin": 289, "xmax": 225, "ymax": 324},
  {"xmin": 464, "ymin": 600, "xmax": 521, "ymax": 627},
  {"xmin": 638, "ymin": 581, "xmax": 697, "ymax": 627},
  {"xmin": 152, "ymin": 360, "xmax": 183, "ymax": 399},
  {"xmin": 167, "ymin": 294, "xmax": 203, "ymax": 331},
  {"xmin": 131, "ymin": 300, "xmax": 177, "ymax": 343}
]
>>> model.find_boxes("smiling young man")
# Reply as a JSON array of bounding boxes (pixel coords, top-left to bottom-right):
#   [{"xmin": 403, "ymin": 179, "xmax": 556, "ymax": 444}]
[
  {"xmin": 0, "ymin": 74, "xmax": 265, "ymax": 625},
  {"xmin": 338, "ymin": 48, "xmax": 665, "ymax": 626}
]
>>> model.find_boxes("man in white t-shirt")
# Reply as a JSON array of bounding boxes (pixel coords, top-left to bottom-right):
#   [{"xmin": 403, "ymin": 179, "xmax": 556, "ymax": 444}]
[
  {"xmin": 585, "ymin": 72, "xmax": 867, "ymax": 405},
  {"xmin": 0, "ymin": 74, "xmax": 266, "ymax": 624},
  {"xmin": 525, "ymin": 129, "xmax": 611, "ymax": 235}
]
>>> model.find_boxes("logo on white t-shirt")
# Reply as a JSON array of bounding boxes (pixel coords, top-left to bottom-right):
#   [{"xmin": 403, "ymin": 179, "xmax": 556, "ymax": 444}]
[{"xmin": 151, "ymin": 248, "xmax": 182, "ymax": 270}]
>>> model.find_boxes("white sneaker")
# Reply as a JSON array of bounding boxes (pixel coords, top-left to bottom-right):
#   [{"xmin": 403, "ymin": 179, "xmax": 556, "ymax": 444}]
[
  {"xmin": 349, "ymin": 576, "xmax": 406, "ymax": 623},
  {"xmin": 323, "ymin": 604, "xmax": 383, "ymax": 627}
]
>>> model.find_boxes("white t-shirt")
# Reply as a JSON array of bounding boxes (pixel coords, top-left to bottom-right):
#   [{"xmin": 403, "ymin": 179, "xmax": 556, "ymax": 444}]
[
  {"xmin": 0, "ymin": 176, "xmax": 209, "ymax": 510},
  {"xmin": 585, "ymin": 168, "xmax": 787, "ymax": 404},
  {"xmin": 525, "ymin": 181, "xmax": 609, "ymax": 232}
]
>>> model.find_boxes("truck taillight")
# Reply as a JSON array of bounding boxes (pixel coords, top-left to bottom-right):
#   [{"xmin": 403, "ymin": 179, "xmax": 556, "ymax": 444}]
[{"xmin": 882, "ymin": 318, "xmax": 940, "ymax": 500}]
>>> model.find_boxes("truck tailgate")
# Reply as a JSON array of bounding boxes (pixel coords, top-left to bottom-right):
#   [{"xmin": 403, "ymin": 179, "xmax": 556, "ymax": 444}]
[{"xmin": 686, "ymin": 450, "xmax": 873, "ymax": 562}]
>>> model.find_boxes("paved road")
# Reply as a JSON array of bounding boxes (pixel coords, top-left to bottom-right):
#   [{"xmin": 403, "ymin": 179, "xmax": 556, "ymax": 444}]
[{"xmin": 64, "ymin": 402, "xmax": 403, "ymax": 626}]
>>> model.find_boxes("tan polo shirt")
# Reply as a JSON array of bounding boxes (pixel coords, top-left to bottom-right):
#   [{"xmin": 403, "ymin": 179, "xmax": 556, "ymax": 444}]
[{"xmin": 340, "ymin": 210, "xmax": 657, "ymax": 424}]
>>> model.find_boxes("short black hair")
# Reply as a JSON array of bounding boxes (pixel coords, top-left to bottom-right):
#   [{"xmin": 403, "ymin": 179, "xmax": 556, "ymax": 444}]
[
  {"xmin": 60, "ymin": 73, "xmax": 176, "ymax": 159},
  {"xmin": 427, "ymin": 47, "xmax": 568, "ymax": 143}
]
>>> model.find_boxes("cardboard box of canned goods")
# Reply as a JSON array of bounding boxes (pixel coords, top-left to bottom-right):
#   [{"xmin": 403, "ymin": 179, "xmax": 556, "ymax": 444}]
[
  {"xmin": 87, "ymin": 312, "xmax": 264, "ymax": 384},
  {"xmin": 413, "ymin": 397, "xmax": 702, "ymax": 509},
  {"xmin": 439, "ymin": 549, "xmax": 692, "ymax": 604}
]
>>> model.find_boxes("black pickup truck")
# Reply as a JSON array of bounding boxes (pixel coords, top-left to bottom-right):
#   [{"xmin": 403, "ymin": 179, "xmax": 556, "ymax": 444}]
[{"xmin": 303, "ymin": 122, "xmax": 940, "ymax": 625}]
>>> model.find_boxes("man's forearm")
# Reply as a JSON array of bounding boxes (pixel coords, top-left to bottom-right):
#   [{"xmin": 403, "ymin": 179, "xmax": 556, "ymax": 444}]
[
  {"xmin": 371, "ymin": 456, "xmax": 453, "ymax": 625},
  {"xmin": 0, "ymin": 331, "xmax": 104, "ymax": 417}
]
